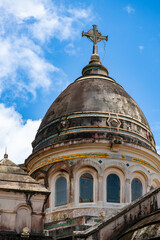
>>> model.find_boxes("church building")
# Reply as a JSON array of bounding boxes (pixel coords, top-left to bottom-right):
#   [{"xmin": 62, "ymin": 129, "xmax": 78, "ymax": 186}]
[{"xmin": 0, "ymin": 25, "xmax": 160, "ymax": 240}]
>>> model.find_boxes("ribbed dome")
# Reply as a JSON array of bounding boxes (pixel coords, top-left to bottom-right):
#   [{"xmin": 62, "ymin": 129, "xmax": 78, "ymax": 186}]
[{"xmin": 32, "ymin": 59, "xmax": 155, "ymax": 153}]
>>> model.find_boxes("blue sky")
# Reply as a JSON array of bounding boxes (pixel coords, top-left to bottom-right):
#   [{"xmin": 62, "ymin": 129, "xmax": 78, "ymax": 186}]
[{"xmin": 0, "ymin": 0, "xmax": 160, "ymax": 163}]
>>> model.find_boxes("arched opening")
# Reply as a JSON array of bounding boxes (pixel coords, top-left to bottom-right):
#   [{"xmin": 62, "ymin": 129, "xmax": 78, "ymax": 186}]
[
  {"xmin": 79, "ymin": 173, "xmax": 93, "ymax": 203},
  {"xmin": 131, "ymin": 178, "xmax": 142, "ymax": 201},
  {"xmin": 107, "ymin": 173, "xmax": 120, "ymax": 203},
  {"xmin": 150, "ymin": 179, "xmax": 160, "ymax": 191},
  {"xmin": 15, "ymin": 206, "xmax": 31, "ymax": 233},
  {"xmin": 55, "ymin": 177, "xmax": 67, "ymax": 206}
]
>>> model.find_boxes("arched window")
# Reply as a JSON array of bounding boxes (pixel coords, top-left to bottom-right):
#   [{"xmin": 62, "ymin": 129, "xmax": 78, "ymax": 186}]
[
  {"xmin": 107, "ymin": 174, "xmax": 120, "ymax": 203},
  {"xmin": 79, "ymin": 173, "xmax": 93, "ymax": 203},
  {"xmin": 55, "ymin": 177, "xmax": 67, "ymax": 206},
  {"xmin": 131, "ymin": 178, "xmax": 142, "ymax": 201}
]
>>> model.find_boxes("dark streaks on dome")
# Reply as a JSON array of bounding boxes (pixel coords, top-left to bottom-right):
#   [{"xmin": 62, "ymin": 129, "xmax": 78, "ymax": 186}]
[
  {"xmin": 31, "ymin": 25, "xmax": 155, "ymax": 154},
  {"xmin": 32, "ymin": 75, "xmax": 155, "ymax": 153},
  {"xmin": 40, "ymin": 77, "xmax": 148, "ymax": 128}
]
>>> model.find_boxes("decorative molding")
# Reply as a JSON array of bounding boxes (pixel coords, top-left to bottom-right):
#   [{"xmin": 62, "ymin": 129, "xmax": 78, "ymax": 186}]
[
  {"xmin": 33, "ymin": 111, "xmax": 155, "ymax": 151},
  {"xmin": 29, "ymin": 152, "xmax": 160, "ymax": 175}
]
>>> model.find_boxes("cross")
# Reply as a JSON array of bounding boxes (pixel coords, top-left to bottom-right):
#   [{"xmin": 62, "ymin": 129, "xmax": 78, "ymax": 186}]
[{"xmin": 82, "ymin": 25, "xmax": 108, "ymax": 55}]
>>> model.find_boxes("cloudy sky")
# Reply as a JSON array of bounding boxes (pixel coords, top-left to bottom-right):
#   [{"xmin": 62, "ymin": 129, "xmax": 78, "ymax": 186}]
[{"xmin": 0, "ymin": 0, "xmax": 160, "ymax": 163}]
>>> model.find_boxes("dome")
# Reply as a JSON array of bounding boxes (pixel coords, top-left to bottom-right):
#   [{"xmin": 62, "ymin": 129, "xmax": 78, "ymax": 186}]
[
  {"xmin": 32, "ymin": 54, "xmax": 155, "ymax": 153},
  {"xmin": 25, "ymin": 26, "xmax": 160, "ymax": 240}
]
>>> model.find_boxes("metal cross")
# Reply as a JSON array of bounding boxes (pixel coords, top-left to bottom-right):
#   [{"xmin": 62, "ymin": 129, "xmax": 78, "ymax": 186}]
[{"xmin": 82, "ymin": 25, "xmax": 108, "ymax": 55}]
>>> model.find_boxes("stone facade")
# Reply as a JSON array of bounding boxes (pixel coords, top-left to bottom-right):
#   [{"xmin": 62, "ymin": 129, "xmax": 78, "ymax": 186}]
[
  {"xmin": 0, "ymin": 155, "xmax": 50, "ymax": 237},
  {"xmin": 73, "ymin": 187, "xmax": 160, "ymax": 240},
  {"xmin": 26, "ymin": 141, "xmax": 160, "ymax": 239},
  {"xmin": 25, "ymin": 42, "xmax": 160, "ymax": 238}
]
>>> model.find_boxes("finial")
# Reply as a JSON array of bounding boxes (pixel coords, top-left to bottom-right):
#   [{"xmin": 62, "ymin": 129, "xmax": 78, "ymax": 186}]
[
  {"xmin": 82, "ymin": 25, "xmax": 108, "ymax": 56},
  {"xmin": 4, "ymin": 147, "xmax": 8, "ymax": 159},
  {"xmin": 81, "ymin": 25, "xmax": 109, "ymax": 77}
]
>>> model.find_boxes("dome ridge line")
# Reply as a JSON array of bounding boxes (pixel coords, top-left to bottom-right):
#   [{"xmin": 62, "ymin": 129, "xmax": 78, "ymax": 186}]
[{"xmin": 75, "ymin": 75, "xmax": 115, "ymax": 83}]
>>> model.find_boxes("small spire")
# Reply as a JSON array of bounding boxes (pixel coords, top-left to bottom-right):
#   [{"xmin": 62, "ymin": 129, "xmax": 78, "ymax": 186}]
[
  {"xmin": 4, "ymin": 147, "xmax": 8, "ymax": 159},
  {"xmin": 82, "ymin": 25, "xmax": 109, "ymax": 76}
]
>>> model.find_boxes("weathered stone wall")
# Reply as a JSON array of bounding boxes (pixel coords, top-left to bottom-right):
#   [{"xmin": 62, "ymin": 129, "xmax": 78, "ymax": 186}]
[
  {"xmin": 73, "ymin": 187, "xmax": 160, "ymax": 240},
  {"xmin": 0, "ymin": 232, "xmax": 52, "ymax": 240},
  {"xmin": 0, "ymin": 191, "xmax": 46, "ymax": 234}
]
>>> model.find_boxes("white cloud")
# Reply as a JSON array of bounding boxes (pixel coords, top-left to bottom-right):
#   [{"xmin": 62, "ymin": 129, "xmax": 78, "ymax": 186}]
[
  {"xmin": 0, "ymin": 36, "xmax": 58, "ymax": 97},
  {"xmin": 30, "ymin": 3, "xmax": 92, "ymax": 43},
  {"xmin": 0, "ymin": 0, "xmax": 93, "ymax": 98},
  {"xmin": 64, "ymin": 43, "xmax": 77, "ymax": 55},
  {"xmin": 124, "ymin": 5, "xmax": 135, "ymax": 14},
  {"xmin": 139, "ymin": 45, "xmax": 144, "ymax": 51},
  {"xmin": 0, "ymin": 0, "xmax": 92, "ymax": 42},
  {"xmin": 0, "ymin": 104, "xmax": 40, "ymax": 164},
  {"xmin": 0, "ymin": 0, "xmax": 46, "ymax": 21},
  {"xmin": 0, "ymin": 0, "xmax": 93, "ymax": 164}
]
